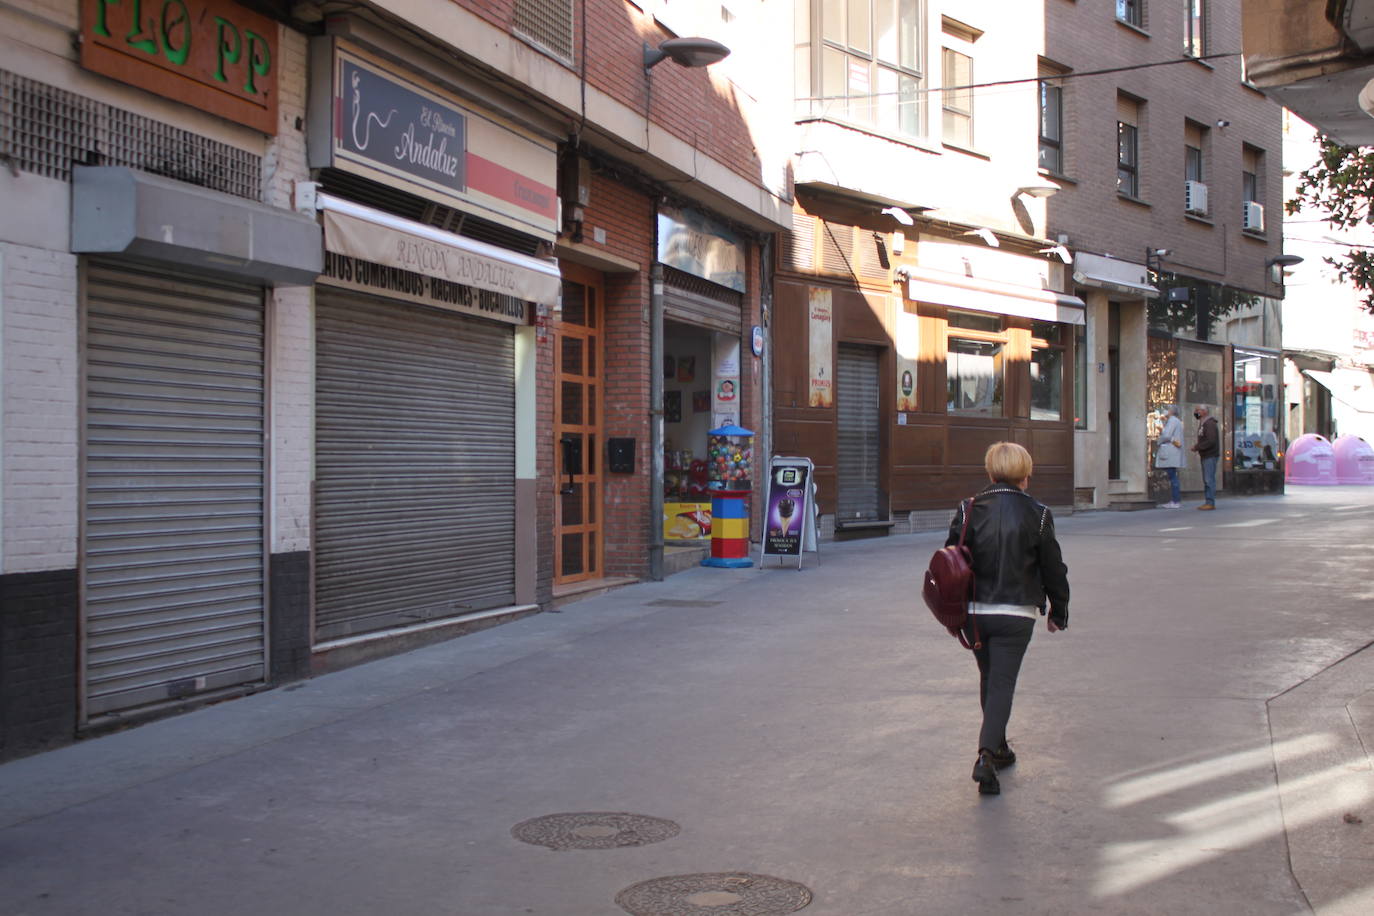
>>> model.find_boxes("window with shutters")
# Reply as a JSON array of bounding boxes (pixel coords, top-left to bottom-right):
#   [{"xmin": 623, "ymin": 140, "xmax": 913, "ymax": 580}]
[{"xmin": 513, "ymin": 0, "xmax": 575, "ymax": 64}]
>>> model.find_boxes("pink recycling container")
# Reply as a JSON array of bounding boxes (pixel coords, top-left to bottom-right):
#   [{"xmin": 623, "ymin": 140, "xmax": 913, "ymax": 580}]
[
  {"xmin": 1285, "ymin": 434, "xmax": 1338, "ymax": 485},
  {"xmin": 1333, "ymin": 435, "xmax": 1374, "ymax": 485}
]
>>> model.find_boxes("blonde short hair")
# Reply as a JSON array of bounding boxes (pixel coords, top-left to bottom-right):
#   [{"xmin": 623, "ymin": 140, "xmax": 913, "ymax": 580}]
[{"xmin": 985, "ymin": 441, "xmax": 1033, "ymax": 484}]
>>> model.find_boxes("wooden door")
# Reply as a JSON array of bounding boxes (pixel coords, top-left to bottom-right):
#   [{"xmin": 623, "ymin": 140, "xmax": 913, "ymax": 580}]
[{"xmin": 553, "ymin": 268, "xmax": 604, "ymax": 584}]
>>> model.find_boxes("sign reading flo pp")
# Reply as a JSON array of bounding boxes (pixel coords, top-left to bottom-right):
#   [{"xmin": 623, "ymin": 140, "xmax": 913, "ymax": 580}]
[{"xmin": 81, "ymin": 0, "xmax": 278, "ymax": 134}]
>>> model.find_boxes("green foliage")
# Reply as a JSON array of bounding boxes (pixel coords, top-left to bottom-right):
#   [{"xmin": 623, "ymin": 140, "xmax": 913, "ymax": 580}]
[{"xmin": 1287, "ymin": 137, "xmax": 1374, "ymax": 314}]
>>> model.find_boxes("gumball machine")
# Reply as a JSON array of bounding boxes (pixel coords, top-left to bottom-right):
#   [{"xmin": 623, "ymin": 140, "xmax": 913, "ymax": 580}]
[{"xmin": 702, "ymin": 425, "xmax": 754, "ymax": 568}]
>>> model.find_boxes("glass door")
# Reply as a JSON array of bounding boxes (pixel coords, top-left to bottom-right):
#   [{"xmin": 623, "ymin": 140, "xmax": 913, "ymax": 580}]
[{"xmin": 553, "ymin": 269, "xmax": 603, "ymax": 584}]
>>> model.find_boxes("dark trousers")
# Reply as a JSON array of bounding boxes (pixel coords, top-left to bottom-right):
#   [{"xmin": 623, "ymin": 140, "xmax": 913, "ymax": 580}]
[{"xmin": 967, "ymin": 614, "xmax": 1035, "ymax": 752}]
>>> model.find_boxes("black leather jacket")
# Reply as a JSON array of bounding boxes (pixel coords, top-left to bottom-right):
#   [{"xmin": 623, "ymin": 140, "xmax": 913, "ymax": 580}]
[{"xmin": 945, "ymin": 483, "xmax": 1071, "ymax": 627}]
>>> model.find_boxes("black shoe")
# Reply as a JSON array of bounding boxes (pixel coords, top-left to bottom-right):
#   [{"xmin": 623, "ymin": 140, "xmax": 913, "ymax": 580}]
[
  {"xmin": 989, "ymin": 742, "xmax": 1016, "ymax": 769},
  {"xmin": 972, "ymin": 751, "xmax": 1001, "ymax": 795}
]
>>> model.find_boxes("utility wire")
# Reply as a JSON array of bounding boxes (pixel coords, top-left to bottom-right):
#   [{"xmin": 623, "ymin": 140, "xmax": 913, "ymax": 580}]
[{"xmin": 795, "ymin": 51, "xmax": 1241, "ymax": 102}]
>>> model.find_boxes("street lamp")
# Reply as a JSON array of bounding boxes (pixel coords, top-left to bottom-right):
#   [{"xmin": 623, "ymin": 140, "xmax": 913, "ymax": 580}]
[
  {"xmin": 644, "ymin": 38, "xmax": 732, "ymax": 71},
  {"xmin": 1266, "ymin": 253, "xmax": 1303, "ymax": 285}
]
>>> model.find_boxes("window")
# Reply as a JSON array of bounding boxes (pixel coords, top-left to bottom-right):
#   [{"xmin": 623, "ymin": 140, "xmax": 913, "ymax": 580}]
[
  {"xmin": 1039, "ymin": 76, "xmax": 1064, "ymax": 173},
  {"xmin": 1185, "ymin": 145, "xmax": 1203, "ymax": 182},
  {"xmin": 1232, "ymin": 350, "xmax": 1280, "ymax": 471},
  {"xmin": 1184, "ymin": 0, "xmax": 1206, "ymax": 57},
  {"xmin": 1242, "ymin": 145, "xmax": 1262, "ymax": 204},
  {"xmin": 796, "ymin": 0, "xmax": 926, "ymax": 139},
  {"xmin": 1030, "ymin": 321, "xmax": 1064, "ymax": 421},
  {"xmin": 942, "ymin": 48, "xmax": 973, "ymax": 147},
  {"xmin": 1117, "ymin": 95, "xmax": 1141, "ymax": 198},
  {"xmin": 946, "ymin": 310, "xmax": 1004, "ymax": 417},
  {"xmin": 1117, "ymin": 0, "xmax": 1143, "ymax": 28},
  {"xmin": 1117, "ymin": 122, "xmax": 1139, "ymax": 197}
]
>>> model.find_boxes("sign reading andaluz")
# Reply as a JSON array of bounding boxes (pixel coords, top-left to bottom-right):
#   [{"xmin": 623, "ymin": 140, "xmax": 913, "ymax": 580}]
[
  {"xmin": 319, "ymin": 44, "xmax": 558, "ymax": 240},
  {"xmin": 80, "ymin": 0, "xmax": 279, "ymax": 134}
]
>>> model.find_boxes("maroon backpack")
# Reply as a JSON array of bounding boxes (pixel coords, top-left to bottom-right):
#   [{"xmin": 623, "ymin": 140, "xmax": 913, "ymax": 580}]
[{"xmin": 922, "ymin": 498, "xmax": 981, "ymax": 650}]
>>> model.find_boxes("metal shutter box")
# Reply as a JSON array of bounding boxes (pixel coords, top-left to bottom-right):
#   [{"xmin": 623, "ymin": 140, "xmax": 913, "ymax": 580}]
[
  {"xmin": 662, "ymin": 268, "xmax": 743, "ymax": 334},
  {"xmin": 836, "ymin": 344, "xmax": 882, "ymax": 523},
  {"xmin": 82, "ymin": 261, "xmax": 266, "ymax": 717},
  {"xmin": 314, "ymin": 289, "xmax": 516, "ymax": 641}
]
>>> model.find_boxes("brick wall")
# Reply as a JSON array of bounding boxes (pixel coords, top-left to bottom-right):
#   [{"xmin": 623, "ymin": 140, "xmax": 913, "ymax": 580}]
[
  {"xmin": 1044, "ymin": 0, "xmax": 1283, "ymax": 289},
  {"xmin": 1, "ymin": 242, "xmax": 79, "ymax": 575},
  {"xmin": 0, "ymin": 567, "xmax": 77, "ymax": 760}
]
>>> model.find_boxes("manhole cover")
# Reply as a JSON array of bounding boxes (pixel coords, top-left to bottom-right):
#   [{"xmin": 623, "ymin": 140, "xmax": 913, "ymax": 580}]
[
  {"xmin": 615, "ymin": 873, "xmax": 812, "ymax": 915},
  {"xmin": 511, "ymin": 813, "xmax": 680, "ymax": 850}
]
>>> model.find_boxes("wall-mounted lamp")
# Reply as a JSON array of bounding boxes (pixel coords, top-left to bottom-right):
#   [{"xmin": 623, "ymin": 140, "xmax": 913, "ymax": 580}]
[
  {"xmin": 880, "ymin": 205, "xmax": 915, "ymax": 226},
  {"xmin": 644, "ymin": 37, "xmax": 731, "ymax": 71},
  {"xmin": 1015, "ymin": 182, "xmax": 1061, "ymax": 199},
  {"xmin": 1039, "ymin": 244, "xmax": 1073, "ymax": 264},
  {"xmin": 962, "ymin": 227, "xmax": 999, "ymax": 248},
  {"xmin": 1266, "ymin": 253, "xmax": 1304, "ymax": 284},
  {"xmin": 1145, "ymin": 247, "xmax": 1171, "ymax": 272},
  {"xmin": 1215, "ymin": 119, "xmax": 1231, "ymax": 129}
]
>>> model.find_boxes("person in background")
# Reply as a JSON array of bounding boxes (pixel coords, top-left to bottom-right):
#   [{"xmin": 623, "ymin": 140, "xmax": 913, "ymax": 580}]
[
  {"xmin": 1191, "ymin": 404, "xmax": 1220, "ymax": 510},
  {"xmin": 946, "ymin": 442, "xmax": 1071, "ymax": 797},
  {"xmin": 1155, "ymin": 405, "xmax": 1185, "ymax": 508}
]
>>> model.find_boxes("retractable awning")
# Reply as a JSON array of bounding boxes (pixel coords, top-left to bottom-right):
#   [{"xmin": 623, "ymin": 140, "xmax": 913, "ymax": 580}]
[
  {"xmin": 900, "ymin": 265, "xmax": 1086, "ymax": 325},
  {"xmin": 319, "ymin": 193, "xmax": 561, "ymax": 307},
  {"xmin": 1305, "ymin": 368, "xmax": 1374, "ymax": 414}
]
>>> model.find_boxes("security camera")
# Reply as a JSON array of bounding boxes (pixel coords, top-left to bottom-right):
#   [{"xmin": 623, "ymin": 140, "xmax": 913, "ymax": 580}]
[
  {"xmin": 1215, "ymin": 119, "xmax": 1230, "ymax": 128},
  {"xmin": 1153, "ymin": 248, "xmax": 1172, "ymax": 257}
]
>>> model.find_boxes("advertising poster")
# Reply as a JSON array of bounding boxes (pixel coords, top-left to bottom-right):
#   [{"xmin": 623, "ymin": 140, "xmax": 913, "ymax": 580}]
[
  {"xmin": 808, "ymin": 288, "xmax": 834, "ymax": 408},
  {"xmin": 760, "ymin": 457, "xmax": 816, "ymax": 566},
  {"xmin": 896, "ymin": 306, "xmax": 919, "ymax": 412},
  {"xmin": 713, "ymin": 335, "xmax": 741, "ymax": 428}
]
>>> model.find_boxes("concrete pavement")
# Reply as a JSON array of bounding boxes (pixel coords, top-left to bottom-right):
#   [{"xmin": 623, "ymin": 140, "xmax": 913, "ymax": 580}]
[{"xmin": 1, "ymin": 486, "xmax": 1372, "ymax": 915}]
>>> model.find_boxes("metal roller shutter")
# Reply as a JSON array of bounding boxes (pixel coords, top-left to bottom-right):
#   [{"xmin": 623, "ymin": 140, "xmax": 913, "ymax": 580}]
[
  {"xmin": 315, "ymin": 289, "xmax": 516, "ymax": 641},
  {"xmin": 83, "ymin": 261, "xmax": 266, "ymax": 717},
  {"xmin": 662, "ymin": 267, "xmax": 743, "ymax": 334},
  {"xmin": 836, "ymin": 344, "xmax": 882, "ymax": 523}
]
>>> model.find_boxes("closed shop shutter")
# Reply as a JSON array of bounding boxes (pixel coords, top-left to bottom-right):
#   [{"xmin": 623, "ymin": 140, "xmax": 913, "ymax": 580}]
[
  {"xmin": 836, "ymin": 344, "xmax": 882, "ymax": 522},
  {"xmin": 83, "ymin": 261, "xmax": 266, "ymax": 717},
  {"xmin": 314, "ymin": 289, "xmax": 516, "ymax": 642},
  {"xmin": 663, "ymin": 267, "xmax": 743, "ymax": 334}
]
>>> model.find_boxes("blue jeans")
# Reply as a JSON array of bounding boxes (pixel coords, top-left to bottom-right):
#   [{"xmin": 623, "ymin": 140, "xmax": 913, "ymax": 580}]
[
  {"xmin": 1201, "ymin": 456, "xmax": 1218, "ymax": 505},
  {"xmin": 1162, "ymin": 467, "xmax": 1180, "ymax": 503}
]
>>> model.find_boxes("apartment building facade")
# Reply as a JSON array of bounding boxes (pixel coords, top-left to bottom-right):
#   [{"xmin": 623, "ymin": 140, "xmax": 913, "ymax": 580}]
[
  {"xmin": 0, "ymin": 0, "xmax": 790, "ymax": 758},
  {"xmin": 1044, "ymin": 0, "xmax": 1285, "ymax": 505},
  {"xmin": 778, "ymin": 0, "xmax": 1082, "ymax": 536}
]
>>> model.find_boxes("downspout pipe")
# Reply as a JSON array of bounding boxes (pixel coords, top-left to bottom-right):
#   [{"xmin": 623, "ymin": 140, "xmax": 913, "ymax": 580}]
[{"xmin": 650, "ymin": 261, "xmax": 665, "ymax": 581}]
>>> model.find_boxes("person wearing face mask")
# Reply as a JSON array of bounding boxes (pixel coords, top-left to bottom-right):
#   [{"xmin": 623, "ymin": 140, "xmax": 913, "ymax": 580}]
[
  {"xmin": 1190, "ymin": 404, "xmax": 1220, "ymax": 510},
  {"xmin": 1155, "ymin": 405, "xmax": 1185, "ymax": 508}
]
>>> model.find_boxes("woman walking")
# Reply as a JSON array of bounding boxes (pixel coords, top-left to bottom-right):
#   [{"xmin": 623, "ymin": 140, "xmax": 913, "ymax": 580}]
[
  {"xmin": 946, "ymin": 442, "xmax": 1070, "ymax": 796},
  {"xmin": 1155, "ymin": 405, "xmax": 1185, "ymax": 508}
]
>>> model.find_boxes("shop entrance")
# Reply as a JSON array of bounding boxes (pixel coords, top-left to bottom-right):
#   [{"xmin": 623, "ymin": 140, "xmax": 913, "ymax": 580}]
[
  {"xmin": 554, "ymin": 267, "xmax": 604, "ymax": 584},
  {"xmin": 663, "ymin": 321, "xmax": 718, "ymax": 543},
  {"xmin": 836, "ymin": 343, "xmax": 883, "ymax": 523}
]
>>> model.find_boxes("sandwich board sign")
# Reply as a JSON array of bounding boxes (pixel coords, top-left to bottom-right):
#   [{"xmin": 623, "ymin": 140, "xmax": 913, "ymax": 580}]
[{"xmin": 760, "ymin": 456, "xmax": 819, "ymax": 569}]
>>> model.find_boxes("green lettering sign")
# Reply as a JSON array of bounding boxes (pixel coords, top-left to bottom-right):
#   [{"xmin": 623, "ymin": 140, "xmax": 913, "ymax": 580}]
[
  {"xmin": 125, "ymin": 0, "xmax": 157, "ymax": 54},
  {"xmin": 215, "ymin": 16, "xmax": 241, "ymax": 83},
  {"xmin": 244, "ymin": 30, "xmax": 270, "ymax": 95},
  {"xmin": 160, "ymin": 0, "xmax": 190, "ymax": 66}
]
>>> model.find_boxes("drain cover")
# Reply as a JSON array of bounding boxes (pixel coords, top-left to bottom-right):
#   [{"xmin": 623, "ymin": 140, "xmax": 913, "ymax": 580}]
[
  {"xmin": 615, "ymin": 873, "xmax": 812, "ymax": 915},
  {"xmin": 511, "ymin": 813, "xmax": 680, "ymax": 850}
]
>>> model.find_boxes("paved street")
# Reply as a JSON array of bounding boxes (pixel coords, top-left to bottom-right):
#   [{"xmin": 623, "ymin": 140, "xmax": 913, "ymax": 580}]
[{"xmin": 1, "ymin": 487, "xmax": 1372, "ymax": 916}]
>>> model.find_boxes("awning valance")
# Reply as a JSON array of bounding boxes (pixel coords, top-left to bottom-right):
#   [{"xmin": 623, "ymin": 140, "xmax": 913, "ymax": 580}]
[
  {"xmin": 319, "ymin": 194, "xmax": 561, "ymax": 307},
  {"xmin": 899, "ymin": 265, "xmax": 1086, "ymax": 325}
]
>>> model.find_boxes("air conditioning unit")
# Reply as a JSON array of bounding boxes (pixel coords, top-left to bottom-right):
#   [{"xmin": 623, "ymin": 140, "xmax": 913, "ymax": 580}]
[
  {"xmin": 1243, "ymin": 200, "xmax": 1265, "ymax": 232},
  {"xmin": 1184, "ymin": 180, "xmax": 1208, "ymax": 215}
]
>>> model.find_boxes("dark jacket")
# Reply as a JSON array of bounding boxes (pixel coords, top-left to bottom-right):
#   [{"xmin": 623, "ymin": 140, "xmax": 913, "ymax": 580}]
[
  {"xmin": 946, "ymin": 483, "xmax": 1071, "ymax": 627},
  {"xmin": 1194, "ymin": 414, "xmax": 1219, "ymax": 459}
]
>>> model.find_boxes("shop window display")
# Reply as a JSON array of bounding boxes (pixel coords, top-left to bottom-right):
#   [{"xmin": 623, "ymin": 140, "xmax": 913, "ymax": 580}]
[{"xmin": 1232, "ymin": 350, "xmax": 1281, "ymax": 470}]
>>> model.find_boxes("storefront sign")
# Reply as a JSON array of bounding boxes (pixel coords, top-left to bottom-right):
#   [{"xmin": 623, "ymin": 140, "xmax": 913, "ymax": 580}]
[
  {"xmin": 657, "ymin": 204, "xmax": 747, "ymax": 292},
  {"xmin": 808, "ymin": 288, "xmax": 834, "ymax": 408},
  {"xmin": 896, "ymin": 306, "xmax": 919, "ymax": 412},
  {"xmin": 321, "ymin": 196, "xmax": 558, "ymax": 314},
  {"xmin": 312, "ymin": 42, "xmax": 558, "ymax": 240},
  {"xmin": 760, "ymin": 456, "xmax": 817, "ymax": 567},
  {"xmin": 80, "ymin": 0, "xmax": 279, "ymax": 134},
  {"xmin": 320, "ymin": 252, "xmax": 531, "ymax": 325}
]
